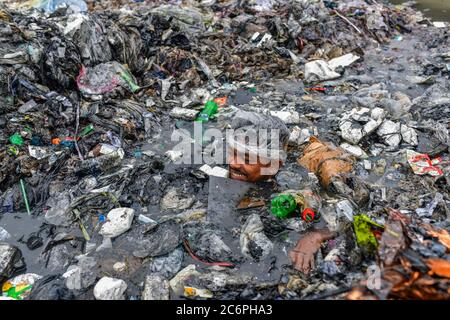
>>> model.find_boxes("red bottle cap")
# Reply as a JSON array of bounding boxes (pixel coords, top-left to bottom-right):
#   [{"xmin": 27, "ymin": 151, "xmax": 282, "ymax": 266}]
[{"xmin": 302, "ymin": 208, "xmax": 315, "ymax": 222}]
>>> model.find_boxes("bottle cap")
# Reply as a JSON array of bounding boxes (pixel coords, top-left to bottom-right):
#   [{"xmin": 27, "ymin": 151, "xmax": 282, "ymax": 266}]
[{"xmin": 302, "ymin": 208, "xmax": 315, "ymax": 222}]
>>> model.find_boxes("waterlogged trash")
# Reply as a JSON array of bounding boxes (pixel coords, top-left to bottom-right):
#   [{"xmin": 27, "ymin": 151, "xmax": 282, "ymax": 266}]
[
  {"xmin": 339, "ymin": 107, "xmax": 386, "ymax": 144},
  {"xmin": 236, "ymin": 197, "xmax": 265, "ymax": 210},
  {"xmin": 298, "ymin": 137, "xmax": 353, "ymax": 188},
  {"xmin": 378, "ymin": 215, "xmax": 406, "ymax": 266},
  {"xmin": 161, "ymin": 187, "xmax": 195, "ymax": 211},
  {"xmin": 77, "ymin": 62, "xmax": 139, "ymax": 96},
  {"xmin": 305, "ymin": 54, "xmax": 360, "ymax": 83},
  {"xmin": 148, "ymin": 248, "xmax": 184, "ymax": 279},
  {"xmin": 198, "ymin": 164, "xmax": 229, "ymax": 178},
  {"xmin": 377, "ymin": 120, "xmax": 401, "ymax": 148},
  {"xmin": 406, "ymin": 150, "xmax": 443, "ymax": 177},
  {"xmin": 27, "ymin": 275, "xmax": 74, "ymax": 300},
  {"xmin": 142, "ymin": 274, "xmax": 170, "ymax": 300},
  {"xmin": 18, "ymin": 100, "xmax": 37, "ymax": 114},
  {"xmin": 169, "ymin": 265, "xmax": 200, "ymax": 294},
  {"xmin": 336, "ymin": 200, "xmax": 354, "ymax": 222},
  {"xmin": 321, "ymin": 248, "xmax": 343, "ymax": 277},
  {"xmin": 2, "ymin": 273, "xmax": 42, "ymax": 300},
  {"xmin": 305, "ymin": 60, "xmax": 341, "ymax": 83},
  {"xmin": 75, "ymin": 149, "xmax": 125, "ymax": 176},
  {"xmin": 353, "ymin": 214, "xmax": 384, "ymax": 251},
  {"xmin": 0, "ymin": 227, "xmax": 11, "ymax": 241},
  {"xmin": 240, "ymin": 214, "xmax": 273, "ymax": 261},
  {"xmin": 0, "ymin": 243, "xmax": 23, "ymax": 283},
  {"xmin": 170, "ymin": 107, "xmax": 199, "ymax": 121},
  {"xmin": 328, "ymin": 53, "xmax": 360, "ymax": 70},
  {"xmin": 20, "ymin": 179, "xmax": 31, "ymax": 215},
  {"xmin": 271, "ymin": 190, "xmax": 321, "ymax": 222},
  {"xmin": 132, "ymin": 220, "xmax": 182, "ymax": 258},
  {"xmin": 184, "ymin": 286, "xmax": 213, "ymax": 299},
  {"xmin": 421, "ymin": 224, "xmax": 450, "ymax": 251},
  {"xmin": 93, "ymin": 277, "xmax": 127, "ymax": 300},
  {"xmin": 1, "ymin": 0, "xmax": 449, "ymax": 301},
  {"xmin": 99, "ymin": 207, "xmax": 134, "ymax": 238},
  {"xmin": 416, "ymin": 193, "xmax": 444, "ymax": 218}
]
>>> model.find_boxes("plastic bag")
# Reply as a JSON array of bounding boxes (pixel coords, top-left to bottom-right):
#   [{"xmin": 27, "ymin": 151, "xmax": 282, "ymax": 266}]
[
  {"xmin": 406, "ymin": 150, "xmax": 443, "ymax": 177},
  {"xmin": 353, "ymin": 214, "xmax": 384, "ymax": 251},
  {"xmin": 77, "ymin": 62, "xmax": 139, "ymax": 96},
  {"xmin": 25, "ymin": 0, "xmax": 87, "ymax": 12}
]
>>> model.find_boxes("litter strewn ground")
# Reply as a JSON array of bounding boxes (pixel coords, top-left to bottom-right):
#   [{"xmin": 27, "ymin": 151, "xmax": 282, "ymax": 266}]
[{"xmin": 0, "ymin": 0, "xmax": 449, "ymax": 300}]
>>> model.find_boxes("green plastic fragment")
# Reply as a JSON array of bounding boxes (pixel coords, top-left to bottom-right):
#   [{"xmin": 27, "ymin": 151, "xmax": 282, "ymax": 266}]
[
  {"xmin": 20, "ymin": 179, "xmax": 31, "ymax": 215},
  {"xmin": 6, "ymin": 284, "xmax": 32, "ymax": 300},
  {"xmin": 119, "ymin": 71, "xmax": 140, "ymax": 92},
  {"xmin": 8, "ymin": 146, "xmax": 19, "ymax": 156},
  {"xmin": 271, "ymin": 194, "xmax": 297, "ymax": 219},
  {"xmin": 195, "ymin": 100, "xmax": 218, "ymax": 123},
  {"xmin": 9, "ymin": 133, "xmax": 24, "ymax": 146},
  {"xmin": 72, "ymin": 208, "xmax": 91, "ymax": 241},
  {"xmin": 78, "ymin": 124, "xmax": 94, "ymax": 138},
  {"xmin": 353, "ymin": 214, "xmax": 384, "ymax": 250}
]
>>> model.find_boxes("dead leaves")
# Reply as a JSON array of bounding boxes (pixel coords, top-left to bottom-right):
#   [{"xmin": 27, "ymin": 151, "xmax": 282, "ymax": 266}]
[
  {"xmin": 426, "ymin": 259, "xmax": 450, "ymax": 278},
  {"xmin": 421, "ymin": 224, "xmax": 450, "ymax": 252}
]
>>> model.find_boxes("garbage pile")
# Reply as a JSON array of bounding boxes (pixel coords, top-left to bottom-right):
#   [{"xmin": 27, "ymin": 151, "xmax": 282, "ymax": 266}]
[{"xmin": 0, "ymin": 0, "xmax": 449, "ymax": 300}]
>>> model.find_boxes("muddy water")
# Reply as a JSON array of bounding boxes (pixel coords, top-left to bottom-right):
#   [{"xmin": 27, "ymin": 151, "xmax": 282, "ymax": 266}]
[{"xmin": 390, "ymin": 0, "xmax": 450, "ymax": 22}]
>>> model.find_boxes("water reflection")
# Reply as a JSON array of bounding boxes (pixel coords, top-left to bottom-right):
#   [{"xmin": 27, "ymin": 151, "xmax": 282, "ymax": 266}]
[{"xmin": 390, "ymin": 0, "xmax": 450, "ymax": 22}]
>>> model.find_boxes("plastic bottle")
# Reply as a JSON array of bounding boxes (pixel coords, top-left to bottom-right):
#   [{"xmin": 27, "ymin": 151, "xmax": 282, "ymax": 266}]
[
  {"xmin": 270, "ymin": 189, "xmax": 322, "ymax": 222},
  {"xmin": 295, "ymin": 189, "xmax": 322, "ymax": 222},
  {"xmin": 271, "ymin": 194, "xmax": 297, "ymax": 218},
  {"xmin": 195, "ymin": 100, "xmax": 218, "ymax": 122}
]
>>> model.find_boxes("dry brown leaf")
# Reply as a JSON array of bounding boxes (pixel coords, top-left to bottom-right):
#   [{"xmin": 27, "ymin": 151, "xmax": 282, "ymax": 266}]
[
  {"xmin": 236, "ymin": 197, "xmax": 265, "ymax": 210},
  {"xmin": 426, "ymin": 259, "xmax": 450, "ymax": 278},
  {"xmin": 346, "ymin": 287, "xmax": 378, "ymax": 300},
  {"xmin": 421, "ymin": 224, "xmax": 450, "ymax": 251}
]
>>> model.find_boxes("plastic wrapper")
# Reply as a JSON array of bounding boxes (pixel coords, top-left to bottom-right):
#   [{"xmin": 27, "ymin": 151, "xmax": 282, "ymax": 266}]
[
  {"xmin": 406, "ymin": 149, "xmax": 443, "ymax": 177},
  {"xmin": 77, "ymin": 62, "xmax": 139, "ymax": 96},
  {"xmin": 2, "ymin": 273, "xmax": 42, "ymax": 300},
  {"xmin": 353, "ymin": 214, "xmax": 384, "ymax": 251}
]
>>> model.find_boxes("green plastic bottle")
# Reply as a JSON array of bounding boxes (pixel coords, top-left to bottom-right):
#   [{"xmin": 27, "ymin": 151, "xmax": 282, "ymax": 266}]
[
  {"xmin": 195, "ymin": 100, "xmax": 218, "ymax": 122},
  {"xmin": 271, "ymin": 194, "xmax": 297, "ymax": 219},
  {"xmin": 271, "ymin": 190, "xmax": 322, "ymax": 222}
]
